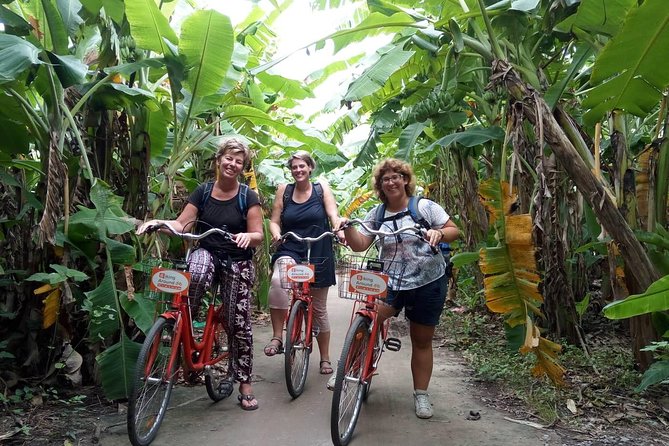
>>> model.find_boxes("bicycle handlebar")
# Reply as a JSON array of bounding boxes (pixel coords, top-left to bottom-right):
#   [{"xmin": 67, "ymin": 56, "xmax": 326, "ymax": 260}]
[
  {"xmin": 143, "ymin": 221, "xmax": 233, "ymax": 241},
  {"xmin": 280, "ymin": 231, "xmax": 337, "ymax": 244},
  {"xmin": 341, "ymin": 218, "xmax": 423, "ymax": 237},
  {"xmin": 342, "ymin": 218, "xmax": 438, "ymax": 254}
]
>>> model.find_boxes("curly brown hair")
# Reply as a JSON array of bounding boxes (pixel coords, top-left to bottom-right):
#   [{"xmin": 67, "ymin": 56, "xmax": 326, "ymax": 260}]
[{"xmin": 372, "ymin": 158, "xmax": 416, "ymax": 204}]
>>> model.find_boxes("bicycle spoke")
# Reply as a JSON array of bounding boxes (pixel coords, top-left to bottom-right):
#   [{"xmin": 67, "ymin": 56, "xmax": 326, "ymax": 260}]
[
  {"xmin": 127, "ymin": 318, "xmax": 178, "ymax": 446},
  {"xmin": 285, "ymin": 300, "xmax": 310, "ymax": 398},
  {"xmin": 331, "ymin": 316, "xmax": 370, "ymax": 446}
]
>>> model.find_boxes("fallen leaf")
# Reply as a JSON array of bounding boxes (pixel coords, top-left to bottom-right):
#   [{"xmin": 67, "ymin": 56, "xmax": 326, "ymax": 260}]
[
  {"xmin": 605, "ymin": 413, "xmax": 624, "ymax": 423},
  {"xmin": 566, "ymin": 399, "xmax": 577, "ymax": 414}
]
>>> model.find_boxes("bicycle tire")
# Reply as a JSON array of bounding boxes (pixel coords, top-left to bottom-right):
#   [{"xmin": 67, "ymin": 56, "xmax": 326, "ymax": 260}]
[
  {"xmin": 284, "ymin": 299, "xmax": 310, "ymax": 398},
  {"xmin": 363, "ymin": 328, "xmax": 384, "ymax": 401},
  {"xmin": 204, "ymin": 316, "xmax": 233, "ymax": 401},
  {"xmin": 331, "ymin": 315, "xmax": 371, "ymax": 446},
  {"xmin": 127, "ymin": 317, "xmax": 179, "ymax": 446}
]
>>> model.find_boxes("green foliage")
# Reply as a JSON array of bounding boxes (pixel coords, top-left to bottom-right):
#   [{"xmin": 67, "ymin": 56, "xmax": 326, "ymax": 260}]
[
  {"xmin": 26, "ymin": 264, "xmax": 89, "ymax": 285},
  {"xmin": 582, "ymin": 1, "xmax": 669, "ymax": 124},
  {"xmin": 343, "ymin": 46, "xmax": 415, "ymax": 101},
  {"xmin": 603, "ymin": 275, "xmax": 669, "ymax": 320},
  {"xmin": 96, "ymin": 332, "xmax": 142, "ymax": 401},
  {"xmin": 124, "ymin": 0, "xmax": 178, "ymax": 54}
]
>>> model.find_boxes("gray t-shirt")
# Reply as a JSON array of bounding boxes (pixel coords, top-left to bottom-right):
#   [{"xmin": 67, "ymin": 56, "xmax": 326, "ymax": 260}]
[{"xmin": 360, "ymin": 198, "xmax": 449, "ymax": 290}]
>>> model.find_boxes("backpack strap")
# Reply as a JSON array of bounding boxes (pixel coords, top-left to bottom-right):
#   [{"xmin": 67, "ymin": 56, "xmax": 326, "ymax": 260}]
[
  {"xmin": 198, "ymin": 181, "xmax": 249, "ymax": 220},
  {"xmin": 280, "ymin": 182, "xmax": 326, "ymax": 227},
  {"xmin": 238, "ymin": 183, "xmax": 249, "ymax": 222},
  {"xmin": 374, "ymin": 196, "xmax": 431, "ymax": 230},
  {"xmin": 407, "ymin": 196, "xmax": 431, "ymax": 230},
  {"xmin": 280, "ymin": 183, "xmax": 295, "ymax": 228},
  {"xmin": 198, "ymin": 181, "xmax": 215, "ymax": 218},
  {"xmin": 313, "ymin": 182, "xmax": 324, "ymax": 204},
  {"xmin": 373, "ymin": 203, "xmax": 386, "ymax": 230}
]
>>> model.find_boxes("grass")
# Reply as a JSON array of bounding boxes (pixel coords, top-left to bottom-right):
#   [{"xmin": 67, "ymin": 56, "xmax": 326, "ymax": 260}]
[{"xmin": 436, "ymin": 266, "xmax": 649, "ymax": 424}]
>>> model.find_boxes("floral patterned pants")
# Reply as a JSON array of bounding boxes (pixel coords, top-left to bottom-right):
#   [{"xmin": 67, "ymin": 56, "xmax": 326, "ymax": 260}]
[{"xmin": 187, "ymin": 248, "xmax": 255, "ymax": 384}]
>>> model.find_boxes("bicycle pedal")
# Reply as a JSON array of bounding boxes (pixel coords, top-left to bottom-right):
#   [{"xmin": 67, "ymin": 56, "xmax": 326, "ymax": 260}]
[{"xmin": 384, "ymin": 337, "xmax": 401, "ymax": 351}]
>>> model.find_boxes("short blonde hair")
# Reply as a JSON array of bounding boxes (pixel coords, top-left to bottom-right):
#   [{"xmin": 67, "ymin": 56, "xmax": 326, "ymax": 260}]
[
  {"xmin": 287, "ymin": 150, "xmax": 316, "ymax": 170},
  {"xmin": 372, "ymin": 159, "xmax": 416, "ymax": 204},
  {"xmin": 216, "ymin": 138, "xmax": 251, "ymax": 169}
]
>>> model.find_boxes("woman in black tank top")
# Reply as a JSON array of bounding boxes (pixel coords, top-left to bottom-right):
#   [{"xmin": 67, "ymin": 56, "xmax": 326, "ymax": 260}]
[{"xmin": 265, "ymin": 151, "xmax": 344, "ymax": 376}]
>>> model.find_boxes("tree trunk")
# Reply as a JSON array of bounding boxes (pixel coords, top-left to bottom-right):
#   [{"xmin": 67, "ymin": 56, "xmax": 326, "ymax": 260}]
[{"xmin": 489, "ymin": 59, "xmax": 660, "ymax": 369}]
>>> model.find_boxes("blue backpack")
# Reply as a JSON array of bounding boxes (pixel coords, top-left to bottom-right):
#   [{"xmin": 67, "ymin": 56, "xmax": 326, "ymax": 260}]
[
  {"xmin": 198, "ymin": 181, "xmax": 249, "ymax": 222},
  {"xmin": 374, "ymin": 196, "xmax": 451, "ymax": 270}
]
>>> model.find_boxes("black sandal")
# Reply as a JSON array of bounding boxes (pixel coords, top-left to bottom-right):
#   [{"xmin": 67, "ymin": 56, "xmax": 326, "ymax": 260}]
[{"xmin": 238, "ymin": 393, "xmax": 259, "ymax": 411}]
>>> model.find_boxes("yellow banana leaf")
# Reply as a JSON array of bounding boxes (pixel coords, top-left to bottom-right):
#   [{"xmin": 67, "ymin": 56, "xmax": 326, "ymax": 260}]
[
  {"xmin": 34, "ymin": 283, "xmax": 56, "ymax": 295},
  {"xmin": 342, "ymin": 191, "xmax": 375, "ymax": 217},
  {"xmin": 479, "ymin": 179, "xmax": 563, "ymax": 384},
  {"xmin": 42, "ymin": 288, "xmax": 61, "ymax": 329},
  {"xmin": 244, "ymin": 161, "xmax": 258, "ymax": 192}
]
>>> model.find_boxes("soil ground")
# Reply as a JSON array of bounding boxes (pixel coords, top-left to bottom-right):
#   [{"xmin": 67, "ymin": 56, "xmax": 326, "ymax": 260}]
[{"xmin": 2, "ymin": 293, "xmax": 668, "ymax": 445}]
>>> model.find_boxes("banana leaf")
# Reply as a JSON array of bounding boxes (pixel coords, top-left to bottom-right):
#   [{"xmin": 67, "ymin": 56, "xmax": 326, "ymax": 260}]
[
  {"xmin": 124, "ymin": 0, "xmax": 177, "ymax": 54},
  {"xmin": 96, "ymin": 332, "xmax": 142, "ymax": 400},
  {"xmin": 479, "ymin": 179, "xmax": 563, "ymax": 384},
  {"xmin": 583, "ymin": 1, "xmax": 669, "ymax": 124},
  {"xmin": 603, "ymin": 275, "xmax": 669, "ymax": 320}
]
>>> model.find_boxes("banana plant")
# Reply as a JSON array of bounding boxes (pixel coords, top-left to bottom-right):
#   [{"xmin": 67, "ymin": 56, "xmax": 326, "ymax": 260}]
[{"xmin": 478, "ymin": 179, "xmax": 564, "ymax": 383}]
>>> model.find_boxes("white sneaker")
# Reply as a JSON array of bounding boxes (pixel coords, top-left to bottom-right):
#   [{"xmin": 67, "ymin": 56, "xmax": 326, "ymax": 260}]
[
  {"xmin": 413, "ymin": 390, "xmax": 433, "ymax": 419},
  {"xmin": 326, "ymin": 374, "xmax": 336, "ymax": 391}
]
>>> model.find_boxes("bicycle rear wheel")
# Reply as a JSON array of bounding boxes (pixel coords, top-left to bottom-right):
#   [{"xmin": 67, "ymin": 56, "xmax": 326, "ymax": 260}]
[
  {"xmin": 284, "ymin": 299, "xmax": 310, "ymax": 398},
  {"xmin": 127, "ymin": 317, "xmax": 179, "ymax": 446},
  {"xmin": 204, "ymin": 317, "xmax": 232, "ymax": 401},
  {"xmin": 331, "ymin": 315, "xmax": 371, "ymax": 446}
]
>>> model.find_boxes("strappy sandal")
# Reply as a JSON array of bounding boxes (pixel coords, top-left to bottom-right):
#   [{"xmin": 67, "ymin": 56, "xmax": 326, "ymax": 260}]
[
  {"xmin": 263, "ymin": 337, "xmax": 283, "ymax": 356},
  {"xmin": 319, "ymin": 360, "xmax": 333, "ymax": 375},
  {"xmin": 238, "ymin": 393, "xmax": 259, "ymax": 411}
]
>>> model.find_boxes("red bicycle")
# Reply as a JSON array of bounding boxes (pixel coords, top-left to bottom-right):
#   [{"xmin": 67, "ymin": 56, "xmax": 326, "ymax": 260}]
[
  {"xmin": 127, "ymin": 223, "xmax": 235, "ymax": 446},
  {"xmin": 275, "ymin": 230, "xmax": 337, "ymax": 398},
  {"xmin": 330, "ymin": 219, "xmax": 423, "ymax": 446}
]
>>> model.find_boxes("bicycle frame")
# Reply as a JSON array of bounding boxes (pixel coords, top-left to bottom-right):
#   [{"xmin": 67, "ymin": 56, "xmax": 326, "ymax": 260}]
[
  {"xmin": 157, "ymin": 290, "xmax": 226, "ymax": 377},
  {"xmin": 278, "ymin": 230, "xmax": 337, "ymax": 398},
  {"xmin": 128, "ymin": 222, "xmax": 237, "ymax": 446},
  {"xmin": 331, "ymin": 219, "xmax": 424, "ymax": 446},
  {"xmin": 287, "ymin": 279, "xmax": 314, "ymax": 343}
]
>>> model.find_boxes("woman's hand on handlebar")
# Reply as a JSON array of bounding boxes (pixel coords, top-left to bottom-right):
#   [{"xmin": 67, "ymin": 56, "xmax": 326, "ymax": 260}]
[
  {"xmin": 233, "ymin": 232, "xmax": 253, "ymax": 249},
  {"xmin": 424, "ymin": 228, "xmax": 443, "ymax": 247},
  {"xmin": 336, "ymin": 218, "xmax": 351, "ymax": 231},
  {"xmin": 137, "ymin": 219, "xmax": 163, "ymax": 235}
]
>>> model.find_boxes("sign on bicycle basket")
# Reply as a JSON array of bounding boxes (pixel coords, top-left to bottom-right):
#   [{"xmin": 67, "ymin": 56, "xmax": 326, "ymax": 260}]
[
  {"xmin": 348, "ymin": 269, "xmax": 389, "ymax": 297},
  {"xmin": 286, "ymin": 264, "xmax": 315, "ymax": 283},
  {"xmin": 149, "ymin": 268, "xmax": 191, "ymax": 294}
]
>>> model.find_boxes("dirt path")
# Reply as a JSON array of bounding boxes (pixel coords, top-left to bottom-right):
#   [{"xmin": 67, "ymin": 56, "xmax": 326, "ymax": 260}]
[{"xmin": 99, "ymin": 289, "xmax": 561, "ymax": 445}]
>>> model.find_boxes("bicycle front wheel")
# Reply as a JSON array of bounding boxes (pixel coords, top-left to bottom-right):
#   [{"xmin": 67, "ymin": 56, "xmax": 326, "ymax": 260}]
[
  {"xmin": 204, "ymin": 318, "xmax": 232, "ymax": 402},
  {"xmin": 331, "ymin": 315, "xmax": 371, "ymax": 446},
  {"xmin": 127, "ymin": 317, "xmax": 179, "ymax": 446},
  {"xmin": 284, "ymin": 299, "xmax": 310, "ymax": 398}
]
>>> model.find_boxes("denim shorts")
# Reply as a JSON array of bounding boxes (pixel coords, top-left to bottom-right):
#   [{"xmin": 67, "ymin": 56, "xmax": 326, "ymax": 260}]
[{"xmin": 386, "ymin": 274, "xmax": 448, "ymax": 326}]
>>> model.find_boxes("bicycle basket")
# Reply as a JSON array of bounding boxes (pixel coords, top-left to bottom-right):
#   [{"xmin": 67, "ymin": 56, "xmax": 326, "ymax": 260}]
[
  {"xmin": 276, "ymin": 257, "xmax": 328, "ymax": 289},
  {"xmin": 336, "ymin": 254, "xmax": 406, "ymax": 302},
  {"xmin": 134, "ymin": 257, "xmax": 215, "ymax": 315}
]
